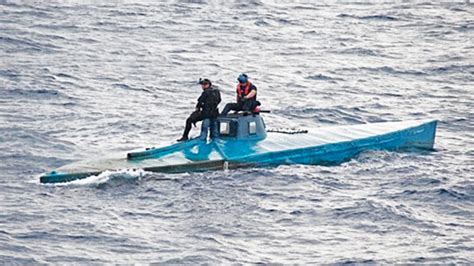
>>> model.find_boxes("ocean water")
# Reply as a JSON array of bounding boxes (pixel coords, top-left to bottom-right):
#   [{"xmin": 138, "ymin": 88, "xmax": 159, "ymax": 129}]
[{"xmin": 1, "ymin": 0, "xmax": 473, "ymax": 263}]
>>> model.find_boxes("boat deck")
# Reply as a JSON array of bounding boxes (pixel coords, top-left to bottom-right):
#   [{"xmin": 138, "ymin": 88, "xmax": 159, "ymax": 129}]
[{"xmin": 51, "ymin": 120, "xmax": 436, "ymax": 177}]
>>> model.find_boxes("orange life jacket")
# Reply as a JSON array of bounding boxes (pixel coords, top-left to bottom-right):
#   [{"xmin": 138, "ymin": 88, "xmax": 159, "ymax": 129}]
[{"xmin": 236, "ymin": 82, "xmax": 255, "ymax": 99}]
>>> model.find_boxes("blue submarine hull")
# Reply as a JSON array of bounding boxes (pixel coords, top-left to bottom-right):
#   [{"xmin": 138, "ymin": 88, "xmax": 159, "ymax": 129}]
[{"xmin": 40, "ymin": 119, "xmax": 437, "ymax": 184}]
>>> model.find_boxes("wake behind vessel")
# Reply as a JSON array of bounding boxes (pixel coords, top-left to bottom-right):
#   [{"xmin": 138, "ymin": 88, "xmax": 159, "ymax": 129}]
[{"xmin": 40, "ymin": 114, "xmax": 437, "ymax": 184}]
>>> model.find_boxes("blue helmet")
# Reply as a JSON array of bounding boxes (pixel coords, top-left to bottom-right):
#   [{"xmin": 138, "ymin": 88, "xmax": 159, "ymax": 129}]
[{"xmin": 237, "ymin": 73, "xmax": 248, "ymax": 83}]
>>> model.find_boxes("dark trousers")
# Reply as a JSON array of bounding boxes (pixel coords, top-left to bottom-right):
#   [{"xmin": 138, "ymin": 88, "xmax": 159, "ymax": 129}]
[
  {"xmin": 221, "ymin": 100, "xmax": 255, "ymax": 116},
  {"xmin": 182, "ymin": 111, "xmax": 218, "ymax": 139},
  {"xmin": 182, "ymin": 111, "xmax": 204, "ymax": 138}
]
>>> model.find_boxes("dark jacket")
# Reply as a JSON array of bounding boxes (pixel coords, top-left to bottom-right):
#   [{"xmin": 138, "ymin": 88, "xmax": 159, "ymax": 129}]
[{"xmin": 196, "ymin": 86, "xmax": 221, "ymax": 119}]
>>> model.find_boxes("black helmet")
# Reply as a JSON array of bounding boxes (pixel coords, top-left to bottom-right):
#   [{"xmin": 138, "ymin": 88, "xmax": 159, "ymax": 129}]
[{"xmin": 199, "ymin": 78, "xmax": 212, "ymax": 86}]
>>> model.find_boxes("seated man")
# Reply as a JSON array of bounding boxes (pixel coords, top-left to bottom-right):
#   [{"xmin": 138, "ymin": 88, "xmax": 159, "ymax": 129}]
[
  {"xmin": 177, "ymin": 78, "xmax": 221, "ymax": 142},
  {"xmin": 220, "ymin": 73, "xmax": 258, "ymax": 116}
]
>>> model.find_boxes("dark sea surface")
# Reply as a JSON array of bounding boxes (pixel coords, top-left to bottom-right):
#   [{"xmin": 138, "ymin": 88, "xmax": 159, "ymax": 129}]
[{"xmin": 1, "ymin": 0, "xmax": 473, "ymax": 264}]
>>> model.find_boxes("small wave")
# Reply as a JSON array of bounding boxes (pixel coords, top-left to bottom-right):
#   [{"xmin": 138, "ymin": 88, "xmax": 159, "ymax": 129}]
[
  {"xmin": 455, "ymin": 24, "xmax": 474, "ymax": 32},
  {"xmin": 30, "ymin": 24, "xmax": 80, "ymax": 31},
  {"xmin": 337, "ymin": 259, "xmax": 377, "ymax": 264},
  {"xmin": 436, "ymin": 188, "xmax": 471, "ymax": 201},
  {"xmin": 0, "ymin": 87, "xmax": 77, "ymax": 102},
  {"xmin": 331, "ymin": 200, "xmax": 432, "ymax": 228},
  {"xmin": 338, "ymin": 14, "xmax": 399, "ymax": 21},
  {"xmin": 77, "ymin": 37, "xmax": 99, "ymax": 43},
  {"xmin": 306, "ymin": 74, "xmax": 343, "ymax": 81},
  {"xmin": 337, "ymin": 47, "xmax": 381, "ymax": 57},
  {"xmin": 425, "ymin": 64, "xmax": 474, "ymax": 74},
  {"xmin": 293, "ymin": 5, "xmax": 323, "ymax": 10},
  {"xmin": 337, "ymin": 14, "xmax": 354, "ymax": 19},
  {"xmin": 233, "ymin": 0, "xmax": 264, "ymax": 8},
  {"xmin": 3, "ymin": 88, "xmax": 63, "ymax": 99},
  {"xmin": 160, "ymin": 19, "xmax": 188, "ymax": 26},
  {"xmin": 449, "ymin": 6, "xmax": 468, "ymax": 12},
  {"xmin": 50, "ymin": 102, "xmax": 77, "ymax": 107},
  {"xmin": 169, "ymin": 48, "xmax": 189, "ymax": 53},
  {"xmin": 361, "ymin": 15, "xmax": 398, "ymax": 21},
  {"xmin": 109, "ymin": 10, "xmax": 148, "ymax": 17},
  {"xmin": 281, "ymin": 106, "xmax": 365, "ymax": 125},
  {"xmin": 28, "ymin": 32, "xmax": 68, "ymax": 41},
  {"xmin": 0, "ymin": 69, "xmax": 20, "ymax": 78},
  {"xmin": 391, "ymin": 187, "xmax": 472, "ymax": 202},
  {"xmin": 161, "ymin": 255, "xmax": 220, "ymax": 265},
  {"xmin": 254, "ymin": 19, "xmax": 271, "ymax": 27},
  {"xmin": 0, "ymin": 256, "xmax": 41, "ymax": 264},
  {"xmin": 351, "ymin": 150, "xmax": 401, "ymax": 166},
  {"xmin": 113, "ymin": 83, "xmax": 152, "ymax": 93},
  {"xmin": 54, "ymin": 72, "xmax": 79, "ymax": 80},
  {"xmin": 9, "ymin": 9, "xmax": 54, "ymax": 19},
  {"xmin": 94, "ymin": 21, "xmax": 118, "ymax": 27},
  {"xmin": 347, "ymin": 66, "xmax": 427, "ymax": 76},
  {"xmin": 0, "ymin": 36, "xmax": 60, "ymax": 52},
  {"xmin": 275, "ymin": 18, "xmax": 299, "ymax": 25}
]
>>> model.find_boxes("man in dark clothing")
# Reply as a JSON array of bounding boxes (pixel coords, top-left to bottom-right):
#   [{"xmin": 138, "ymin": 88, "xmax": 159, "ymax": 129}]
[
  {"xmin": 221, "ymin": 73, "xmax": 258, "ymax": 116},
  {"xmin": 177, "ymin": 78, "xmax": 221, "ymax": 142}
]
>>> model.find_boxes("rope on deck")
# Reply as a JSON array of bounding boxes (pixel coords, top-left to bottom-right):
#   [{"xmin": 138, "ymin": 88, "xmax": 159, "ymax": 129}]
[{"xmin": 267, "ymin": 128, "xmax": 308, "ymax": 134}]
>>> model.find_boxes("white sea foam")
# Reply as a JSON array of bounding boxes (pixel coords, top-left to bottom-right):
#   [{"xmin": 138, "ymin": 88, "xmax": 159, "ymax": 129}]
[{"xmin": 36, "ymin": 169, "xmax": 148, "ymax": 186}]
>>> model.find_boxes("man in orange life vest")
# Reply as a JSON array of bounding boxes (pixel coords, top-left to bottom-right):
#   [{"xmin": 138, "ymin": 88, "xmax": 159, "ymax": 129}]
[{"xmin": 220, "ymin": 73, "xmax": 258, "ymax": 116}]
